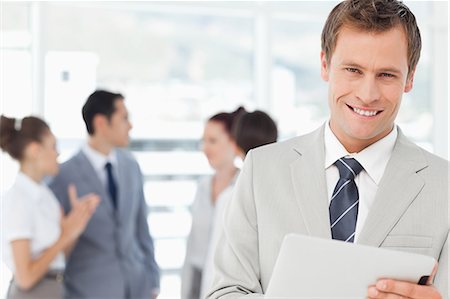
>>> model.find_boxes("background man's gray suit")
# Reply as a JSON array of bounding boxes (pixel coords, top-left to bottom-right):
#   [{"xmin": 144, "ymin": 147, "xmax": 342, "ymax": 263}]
[
  {"xmin": 208, "ymin": 125, "xmax": 449, "ymax": 299},
  {"xmin": 50, "ymin": 149, "xmax": 160, "ymax": 299}
]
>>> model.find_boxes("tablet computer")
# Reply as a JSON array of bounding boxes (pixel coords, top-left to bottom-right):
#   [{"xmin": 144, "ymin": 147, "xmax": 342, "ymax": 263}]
[{"xmin": 265, "ymin": 234, "xmax": 435, "ymax": 298}]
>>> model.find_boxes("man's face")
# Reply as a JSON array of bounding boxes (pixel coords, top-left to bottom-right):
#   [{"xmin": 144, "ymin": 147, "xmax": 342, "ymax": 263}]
[
  {"xmin": 105, "ymin": 99, "xmax": 132, "ymax": 147},
  {"xmin": 320, "ymin": 25, "xmax": 414, "ymax": 152}
]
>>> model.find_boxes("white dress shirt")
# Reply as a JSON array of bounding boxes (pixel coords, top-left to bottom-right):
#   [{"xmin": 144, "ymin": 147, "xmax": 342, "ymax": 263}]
[
  {"xmin": 2, "ymin": 172, "xmax": 65, "ymax": 272},
  {"xmin": 324, "ymin": 122, "xmax": 397, "ymax": 242},
  {"xmin": 82, "ymin": 143, "xmax": 118, "ymax": 189}
]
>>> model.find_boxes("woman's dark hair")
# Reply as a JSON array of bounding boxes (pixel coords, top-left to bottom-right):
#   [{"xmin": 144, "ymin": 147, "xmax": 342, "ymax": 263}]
[
  {"xmin": 0, "ymin": 115, "xmax": 50, "ymax": 161},
  {"xmin": 208, "ymin": 106, "xmax": 247, "ymax": 136},
  {"xmin": 232, "ymin": 110, "xmax": 278, "ymax": 155},
  {"xmin": 82, "ymin": 90, "xmax": 124, "ymax": 135}
]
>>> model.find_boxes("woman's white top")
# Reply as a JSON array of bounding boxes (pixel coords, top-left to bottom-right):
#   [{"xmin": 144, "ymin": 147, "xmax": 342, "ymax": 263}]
[
  {"xmin": 182, "ymin": 176, "xmax": 214, "ymax": 288},
  {"xmin": 182, "ymin": 172, "xmax": 239, "ymax": 298},
  {"xmin": 200, "ymin": 184, "xmax": 236, "ymax": 298},
  {"xmin": 2, "ymin": 172, "xmax": 65, "ymax": 272}
]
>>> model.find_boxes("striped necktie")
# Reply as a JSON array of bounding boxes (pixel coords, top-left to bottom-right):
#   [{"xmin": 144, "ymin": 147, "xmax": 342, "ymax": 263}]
[{"xmin": 329, "ymin": 157, "xmax": 363, "ymax": 243}]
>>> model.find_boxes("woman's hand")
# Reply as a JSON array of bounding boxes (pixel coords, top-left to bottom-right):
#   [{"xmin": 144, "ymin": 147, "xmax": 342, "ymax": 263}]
[{"xmin": 59, "ymin": 184, "xmax": 100, "ymax": 246}]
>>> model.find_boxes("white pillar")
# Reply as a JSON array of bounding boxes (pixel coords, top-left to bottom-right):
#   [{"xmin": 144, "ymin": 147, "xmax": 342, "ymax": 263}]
[
  {"xmin": 254, "ymin": 3, "xmax": 271, "ymax": 111},
  {"xmin": 431, "ymin": 1, "xmax": 449, "ymax": 160},
  {"xmin": 30, "ymin": 2, "xmax": 45, "ymax": 117}
]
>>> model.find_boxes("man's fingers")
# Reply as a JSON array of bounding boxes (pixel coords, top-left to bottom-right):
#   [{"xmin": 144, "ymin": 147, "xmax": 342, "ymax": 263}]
[
  {"xmin": 427, "ymin": 263, "xmax": 438, "ymax": 285},
  {"xmin": 374, "ymin": 279, "xmax": 441, "ymax": 299},
  {"xmin": 377, "ymin": 279, "xmax": 419, "ymax": 297},
  {"xmin": 367, "ymin": 285, "xmax": 404, "ymax": 298}
]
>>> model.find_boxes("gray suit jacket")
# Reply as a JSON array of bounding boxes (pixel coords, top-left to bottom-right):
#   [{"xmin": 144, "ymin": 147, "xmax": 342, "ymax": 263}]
[
  {"xmin": 49, "ymin": 149, "xmax": 160, "ymax": 299},
  {"xmin": 208, "ymin": 125, "xmax": 449, "ymax": 299}
]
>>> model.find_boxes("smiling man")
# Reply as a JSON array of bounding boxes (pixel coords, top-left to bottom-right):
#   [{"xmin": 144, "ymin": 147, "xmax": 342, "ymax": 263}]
[
  {"xmin": 207, "ymin": 1, "xmax": 448, "ymax": 299},
  {"xmin": 322, "ymin": 25, "xmax": 414, "ymax": 154}
]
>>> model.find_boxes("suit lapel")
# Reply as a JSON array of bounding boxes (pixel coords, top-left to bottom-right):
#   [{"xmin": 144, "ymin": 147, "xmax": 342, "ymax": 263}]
[
  {"xmin": 116, "ymin": 151, "xmax": 132, "ymax": 222},
  {"xmin": 75, "ymin": 151, "xmax": 115, "ymax": 216},
  {"xmin": 290, "ymin": 126, "xmax": 332, "ymax": 239},
  {"xmin": 357, "ymin": 130, "xmax": 427, "ymax": 247}
]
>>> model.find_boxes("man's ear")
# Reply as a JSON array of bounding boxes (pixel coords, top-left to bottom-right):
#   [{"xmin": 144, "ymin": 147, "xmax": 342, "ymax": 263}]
[
  {"xmin": 92, "ymin": 114, "xmax": 108, "ymax": 134},
  {"xmin": 320, "ymin": 51, "xmax": 330, "ymax": 82},
  {"xmin": 404, "ymin": 69, "xmax": 415, "ymax": 93}
]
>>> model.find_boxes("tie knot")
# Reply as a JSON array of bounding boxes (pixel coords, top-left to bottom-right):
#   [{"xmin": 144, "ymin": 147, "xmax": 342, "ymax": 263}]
[
  {"xmin": 335, "ymin": 157, "xmax": 363, "ymax": 180},
  {"xmin": 105, "ymin": 162, "xmax": 113, "ymax": 171}
]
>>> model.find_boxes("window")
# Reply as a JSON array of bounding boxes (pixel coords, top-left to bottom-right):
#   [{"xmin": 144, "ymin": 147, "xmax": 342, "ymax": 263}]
[
  {"xmin": 1, "ymin": 3, "xmax": 32, "ymax": 295},
  {"xmin": 1, "ymin": 2, "xmax": 447, "ymax": 298},
  {"xmin": 271, "ymin": 2, "xmax": 337, "ymax": 136},
  {"xmin": 40, "ymin": 2, "xmax": 254, "ymax": 297},
  {"xmin": 271, "ymin": 1, "xmax": 435, "ymax": 151}
]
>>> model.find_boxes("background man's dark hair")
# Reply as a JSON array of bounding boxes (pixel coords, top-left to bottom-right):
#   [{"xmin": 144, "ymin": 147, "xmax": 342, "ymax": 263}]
[{"xmin": 82, "ymin": 90, "xmax": 124, "ymax": 135}]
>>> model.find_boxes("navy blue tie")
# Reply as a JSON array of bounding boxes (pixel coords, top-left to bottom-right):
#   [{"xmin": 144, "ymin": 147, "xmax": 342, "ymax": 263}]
[
  {"xmin": 105, "ymin": 162, "xmax": 117, "ymax": 209},
  {"xmin": 329, "ymin": 157, "xmax": 363, "ymax": 243}
]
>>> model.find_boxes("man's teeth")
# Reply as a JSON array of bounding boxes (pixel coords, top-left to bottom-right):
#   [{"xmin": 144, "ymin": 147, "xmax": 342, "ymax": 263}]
[{"xmin": 353, "ymin": 107, "xmax": 378, "ymax": 117}]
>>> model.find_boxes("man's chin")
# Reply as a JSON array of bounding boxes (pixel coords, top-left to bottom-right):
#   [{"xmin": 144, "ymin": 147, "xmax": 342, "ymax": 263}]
[
  {"xmin": 114, "ymin": 137, "xmax": 130, "ymax": 148},
  {"xmin": 348, "ymin": 130, "xmax": 389, "ymax": 146}
]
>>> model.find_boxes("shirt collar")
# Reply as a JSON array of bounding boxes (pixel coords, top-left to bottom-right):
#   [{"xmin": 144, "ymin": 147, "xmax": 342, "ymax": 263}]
[
  {"xmin": 82, "ymin": 142, "xmax": 117, "ymax": 172},
  {"xmin": 324, "ymin": 121, "xmax": 397, "ymax": 185},
  {"xmin": 16, "ymin": 172, "xmax": 44, "ymax": 202}
]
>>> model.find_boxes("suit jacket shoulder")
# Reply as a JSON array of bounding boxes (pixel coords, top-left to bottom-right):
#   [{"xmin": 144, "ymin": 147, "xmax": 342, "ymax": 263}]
[
  {"xmin": 250, "ymin": 127, "xmax": 324, "ymax": 166},
  {"xmin": 116, "ymin": 148, "xmax": 137, "ymax": 163}
]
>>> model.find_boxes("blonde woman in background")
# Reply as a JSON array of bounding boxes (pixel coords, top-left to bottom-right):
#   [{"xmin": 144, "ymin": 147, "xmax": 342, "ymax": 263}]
[
  {"xmin": 0, "ymin": 115, "xmax": 100, "ymax": 299},
  {"xmin": 181, "ymin": 108, "xmax": 244, "ymax": 299}
]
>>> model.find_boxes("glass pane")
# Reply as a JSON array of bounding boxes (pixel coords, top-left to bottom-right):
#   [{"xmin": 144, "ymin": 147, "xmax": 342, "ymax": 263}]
[
  {"xmin": 148, "ymin": 210, "xmax": 191, "ymax": 239},
  {"xmin": 271, "ymin": 2, "xmax": 337, "ymax": 137},
  {"xmin": 1, "ymin": 2, "xmax": 29, "ymax": 31},
  {"xmin": 0, "ymin": 7, "xmax": 30, "ymax": 296},
  {"xmin": 271, "ymin": 1, "xmax": 434, "ymax": 151},
  {"xmin": 154, "ymin": 239, "xmax": 186, "ymax": 270},
  {"xmin": 134, "ymin": 151, "xmax": 212, "ymax": 176},
  {"xmin": 44, "ymin": 51, "xmax": 98, "ymax": 138},
  {"xmin": 42, "ymin": 2, "xmax": 254, "ymax": 139},
  {"xmin": 144, "ymin": 180, "xmax": 198, "ymax": 207},
  {"xmin": 0, "ymin": 2, "xmax": 30, "ymax": 49},
  {"xmin": 0, "ymin": 50, "xmax": 32, "ymax": 117},
  {"xmin": 40, "ymin": 4, "xmax": 253, "ymax": 297},
  {"xmin": 0, "ymin": 263, "xmax": 12, "ymax": 299},
  {"xmin": 396, "ymin": 1, "xmax": 433, "ymax": 151},
  {"xmin": 160, "ymin": 274, "xmax": 181, "ymax": 298}
]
